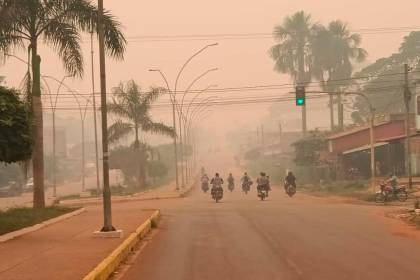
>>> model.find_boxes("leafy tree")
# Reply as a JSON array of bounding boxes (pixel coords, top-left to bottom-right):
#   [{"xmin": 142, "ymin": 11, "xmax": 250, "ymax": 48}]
[
  {"xmin": 312, "ymin": 21, "xmax": 367, "ymax": 130},
  {"xmin": 148, "ymin": 160, "xmax": 168, "ymax": 184},
  {"xmin": 108, "ymin": 80, "xmax": 175, "ymax": 189},
  {"xmin": 0, "ymin": 86, "xmax": 32, "ymax": 163},
  {"xmin": 0, "ymin": 163, "xmax": 24, "ymax": 187},
  {"xmin": 269, "ymin": 11, "xmax": 318, "ymax": 135},
  {"xmin": 0, "ymin": 0, "xmax": 126, "ymax": 208},
  {"xmin": 352, "ymin": 31, "xmax": 420, "ymax": 123},
  {"xmin": 110, "ymin": 145, "xmax": 169, "ymax": 188},
  {"xmin": 292, "ymin": 131, "xmax": 327, "ymax": 166}
]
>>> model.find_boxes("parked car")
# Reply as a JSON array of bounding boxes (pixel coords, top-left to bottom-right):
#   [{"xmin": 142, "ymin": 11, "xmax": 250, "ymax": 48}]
[
  {"xmin": 0, "ymin": 181, "xmax": 23, "ymax": 197},
  {"xmin": 23, "ymin": 178, "xmax": 34, "ymax": 192}
]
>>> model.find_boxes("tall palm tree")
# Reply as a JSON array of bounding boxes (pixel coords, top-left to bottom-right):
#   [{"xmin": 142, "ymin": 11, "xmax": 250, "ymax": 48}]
[
  {"xmin": 108, "ymin": 80, "xmax": 175, "ymax": 189},
  {"xmin": 312, "ymin": 21, "xmax": 367, "ymax": 131},
  {"xmin": 0, "ymin": 0, "xmax": 126, "ymax": 208},
  {"xmin": 269, "ymin": 11, "xmax": 317, "ymax": 136}
]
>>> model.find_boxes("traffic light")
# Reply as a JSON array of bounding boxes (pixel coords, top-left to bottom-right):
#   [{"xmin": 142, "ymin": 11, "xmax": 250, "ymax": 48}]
[{"xmin": 295, "ymin": 86, "xmax": 305, "ymax": 106}]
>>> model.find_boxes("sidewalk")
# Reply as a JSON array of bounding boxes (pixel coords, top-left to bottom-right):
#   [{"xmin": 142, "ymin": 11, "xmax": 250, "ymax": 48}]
[
  {"xmin": 0, "ymin": 185, "xmax": 187, "ymax": 280},
  {"xmin": 59, "ymin": 182, "xmax": 188, "ymax": 206}
]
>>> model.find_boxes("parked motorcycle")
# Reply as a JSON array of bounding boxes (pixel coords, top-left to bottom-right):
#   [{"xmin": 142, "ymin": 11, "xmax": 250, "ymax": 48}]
[
  {"xmin": 211, "ymin": 186, "xmax": 223, "ymax": 203},
  {"xmin": 284, "ymin": 182, "xmax": 296, "ymax": 197},
  {"xmin": 257, "ymin": 185, "xmax": 269, "ymax": 201},
  {"xmin": 228, "ymin": 182, "xmax": 234, "ymax": 192},
  {"xmin": 242, "ymin": 181, "xmax": 252, "ymax": 194},
  {"xmin": 375, "ymin": 182, "xmax": 408, "ymax": 203},
  {"xmin": 201, "ymin": 181, "xmax": 209, "ymax": 193}
]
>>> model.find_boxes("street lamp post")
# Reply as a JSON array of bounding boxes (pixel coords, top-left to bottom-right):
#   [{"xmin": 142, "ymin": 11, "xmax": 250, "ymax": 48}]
[
  {"xmin": 184, "ymin": 103, "xmax": 214, "ymax": 177},
  {"xmin": 150, "ymin": 43, "xmax": 218, "ymax": 188},
  {"xmin": 177, "ymin": 69, "xmax": 217, "ymax": 185},
  {"xmin": 149, "ymin": 69, "xmax": 180, "ymax": 190},
  {"xmin": 90, "ymin": 15, "xmax": 101, "ymax": 193},
  {"xmin": 43, "ymin": 76, "xmax": 92, "ymax": 193},
  {"xmin": 344, "ymin": 92, "xmax": 376, "ymax": 192},
  {"xmin": 41, "ymin": 75, "xmax": 70, "ymax": 197},
  {"xmin": 98, "ymin": 0, "xmax": 115, "ymax": 232},
  {"xmin": 180, "ymin": 86, "xmax": 217, "ymax": 182}
]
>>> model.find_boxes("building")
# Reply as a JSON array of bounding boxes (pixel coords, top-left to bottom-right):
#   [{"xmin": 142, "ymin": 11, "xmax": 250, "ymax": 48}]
[{"xmin": 327, "ymin": 114, "xmax": 420, "ymax": 178}]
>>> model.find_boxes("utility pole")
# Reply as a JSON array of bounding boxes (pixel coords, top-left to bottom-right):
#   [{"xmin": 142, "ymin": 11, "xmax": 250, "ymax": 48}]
[
  {"xmin": 256, "ymin": 127, "xmax": 260, "ymax": 147},
  {"xmin": 337, "ymin": 93, "xmax": 344, "ymax": 131},
  {"xmin": 404, "ymin": 64, "xmax": 413, "ymax": 189},
  {"xmin": 261, "ymin": 124, "xmax": 265, "ymax": 147},
  {"xmin": 98, "ymin": 0, "xmax": 115, "ymax": 232},
  {"xmin": 91, "ymin": 13, "xmax": 101, "ymax": 193}
]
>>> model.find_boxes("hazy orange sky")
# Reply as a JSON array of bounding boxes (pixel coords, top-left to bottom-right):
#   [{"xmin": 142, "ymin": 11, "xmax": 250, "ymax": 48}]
[{"xmin": 2, "ymin": 0, "xmax": 420, "ymax": 144}]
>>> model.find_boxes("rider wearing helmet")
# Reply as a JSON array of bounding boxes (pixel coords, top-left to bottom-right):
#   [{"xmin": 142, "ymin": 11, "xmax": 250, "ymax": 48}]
[
  {"xmin": 201, "ymin": 173, "xmax": 209, "ymax": 183},
  {"xmin": 284, "ymin": 171, "xmax": 296, "ymax": 192},
  {"xmin": 210, "ymin": 173, "xmax": 224, "ymax": 194},
  {"xmin": 241, "ymin": 172, "xmax": 251, "ymax": 184},
  {"xmin": 256, "ymin": 172, "xmax": 269, "ymax": 193},
  {"xmin": 386, "ymin": 173, "xmax": 398, "ymax": 192},
  {"xmin": 227, "ymin": 173, "xmax": 234, "ymax": 185}
]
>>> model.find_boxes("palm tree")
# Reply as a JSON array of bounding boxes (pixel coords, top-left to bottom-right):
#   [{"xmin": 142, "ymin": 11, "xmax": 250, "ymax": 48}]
[
  {"xmin": 312, "ymin": 21, "xmax": 367, "ymax": 131},
  {"xmin": 0, "ymin": 0, "xmax": 126, "ymax": 208},
  {"xmin": 269, "ymin": 11, "xmax": 317, "ymax": 136},
  {"xmin": 108, "ymin": 80, "xmax": 175, "ymax": 189}
]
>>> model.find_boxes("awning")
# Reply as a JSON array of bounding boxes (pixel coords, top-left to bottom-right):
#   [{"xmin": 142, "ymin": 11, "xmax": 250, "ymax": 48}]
[{"xmin": 342, "ymin": 142, "xmax": 389, "ymax": 155}]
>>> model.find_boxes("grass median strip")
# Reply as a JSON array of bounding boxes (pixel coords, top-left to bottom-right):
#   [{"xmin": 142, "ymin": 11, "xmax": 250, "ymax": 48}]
[{"xmin": 0, "ymin": 206, "xmax": 76, "ymax": 235}]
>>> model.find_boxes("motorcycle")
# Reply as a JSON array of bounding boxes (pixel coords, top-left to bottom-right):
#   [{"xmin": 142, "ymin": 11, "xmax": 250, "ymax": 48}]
[
  {"xmin": 257, "ymin": 185, "xmax": 269, "ymax": 201},
  {"xmin": 284, "ymin": 181, "xmax": 296, "ymax": 197},
  {"xmin": 375, "ymin": 182, "xmax": 408, "ymax": 203},
  {"xmin": 242, "ymin": 181, "xmax": 252, "ymax": 194},
  {"xmin": 211, "ymin": 186, "xmax": 223, "ymax": 203},
  {"xmin": 228, "ymin": 181, "xmax": 234, "ymax": 192},
  {"xmin": 201, "ymin": 181, "xmax": 209, "ymax": 193}
]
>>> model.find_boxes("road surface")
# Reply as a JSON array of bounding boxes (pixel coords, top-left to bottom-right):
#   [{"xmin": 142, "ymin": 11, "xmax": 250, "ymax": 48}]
[{"xmin": 119, "ymin": 186, "xmax": 420, "ymax": 280}]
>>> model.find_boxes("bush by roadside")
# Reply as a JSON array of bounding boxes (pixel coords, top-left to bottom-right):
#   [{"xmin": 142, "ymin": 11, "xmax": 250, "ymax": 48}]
[
  {"xmin": 0, "ymin": 206, "xmax": 76, "ymax": 235},
  {"xmin": 301, "ymin": 180, "xmax": 375, "ymax": 201}
]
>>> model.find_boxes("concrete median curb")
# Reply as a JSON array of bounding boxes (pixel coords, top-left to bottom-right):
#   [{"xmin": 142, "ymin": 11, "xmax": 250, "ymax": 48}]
[
  {"xmin": 60, "ymin": 184, "xmax": 195, "ymax": 207},
  {"xmin": 82, "ymin": 210, "xmax": 161, "ymax": 280},
  {"xmin": 0, "ymin": 207, "xmax": 86, "ymax": 243}
]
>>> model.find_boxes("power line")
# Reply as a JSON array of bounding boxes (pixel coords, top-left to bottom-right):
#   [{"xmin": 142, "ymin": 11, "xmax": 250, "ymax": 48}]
[{"xmin": 80, "ymin": 26, "xmax": 420, "ymax": 43}]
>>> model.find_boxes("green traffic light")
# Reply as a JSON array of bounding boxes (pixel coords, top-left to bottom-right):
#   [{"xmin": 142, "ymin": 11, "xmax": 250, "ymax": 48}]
[{"xmin": 296, "ymin": 99, "xmax": 304, "ymax": 106}]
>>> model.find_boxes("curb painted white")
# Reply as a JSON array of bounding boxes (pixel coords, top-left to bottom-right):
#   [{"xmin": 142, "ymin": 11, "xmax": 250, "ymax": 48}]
[{"xmin": 0, "ymin": 208, "xmax": 86, "ymax": 243}]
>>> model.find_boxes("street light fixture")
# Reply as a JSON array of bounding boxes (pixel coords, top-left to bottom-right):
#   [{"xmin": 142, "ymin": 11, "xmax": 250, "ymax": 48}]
[
  {"xmin": 177, "ymin": 68, "xmax": 218, "ymax": 185},
  {"xmin": 41, "ymin": 74, "xmax": 71, "ymax": 197},
  {"xmin": 149, "ymin": 68, "xmax": 180, "ymax": 190}
]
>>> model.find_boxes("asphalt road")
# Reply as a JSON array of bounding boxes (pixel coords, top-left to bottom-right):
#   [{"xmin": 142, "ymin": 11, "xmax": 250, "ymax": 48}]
[{"xmin": 120, "ymin": 186, "xmax": 420, "ymax": 280}]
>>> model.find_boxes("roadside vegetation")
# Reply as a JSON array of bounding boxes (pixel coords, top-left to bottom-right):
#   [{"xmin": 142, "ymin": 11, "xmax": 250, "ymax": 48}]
[
  {"xmin": 301, "ymin": 180, "xmax": 374, "ymax": 201},
  {"xmin": 107, "ymin": 80, "xmax": 175, "ymax": 190},
  {"xmin": 0, "ymin": 206, "xmax": 76, "ymax": 235},
  {"xmin": 0, "ymin": 0, "xmax": 126, "ymax": 208}
]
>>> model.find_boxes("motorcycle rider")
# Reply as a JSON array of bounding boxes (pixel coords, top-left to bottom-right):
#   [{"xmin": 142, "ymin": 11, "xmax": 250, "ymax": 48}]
[
  {"xmin": 210, "ymin": 173, "xmax": 224, "ymax": 195},
  {"xmin": 241, "ymin": 172, "xmax": 251, "ymax": 184},
  {"xmin": 201, "ymin": 173, "xmax": 209, "ymax": 183},
  {"xmin": 386, "ymin": 173, "xmax": 398, "ymax": 193},
  {"xmin": 227, "ymin": 173, "xmax": 234, "ymax": 185},
  {"xmin": 284, "ymin": 171, "xmax": 296, "ymax": 192},
  {"xmin": 256, "ymin": 172, "xmax": 269, "ymax": 194}
]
